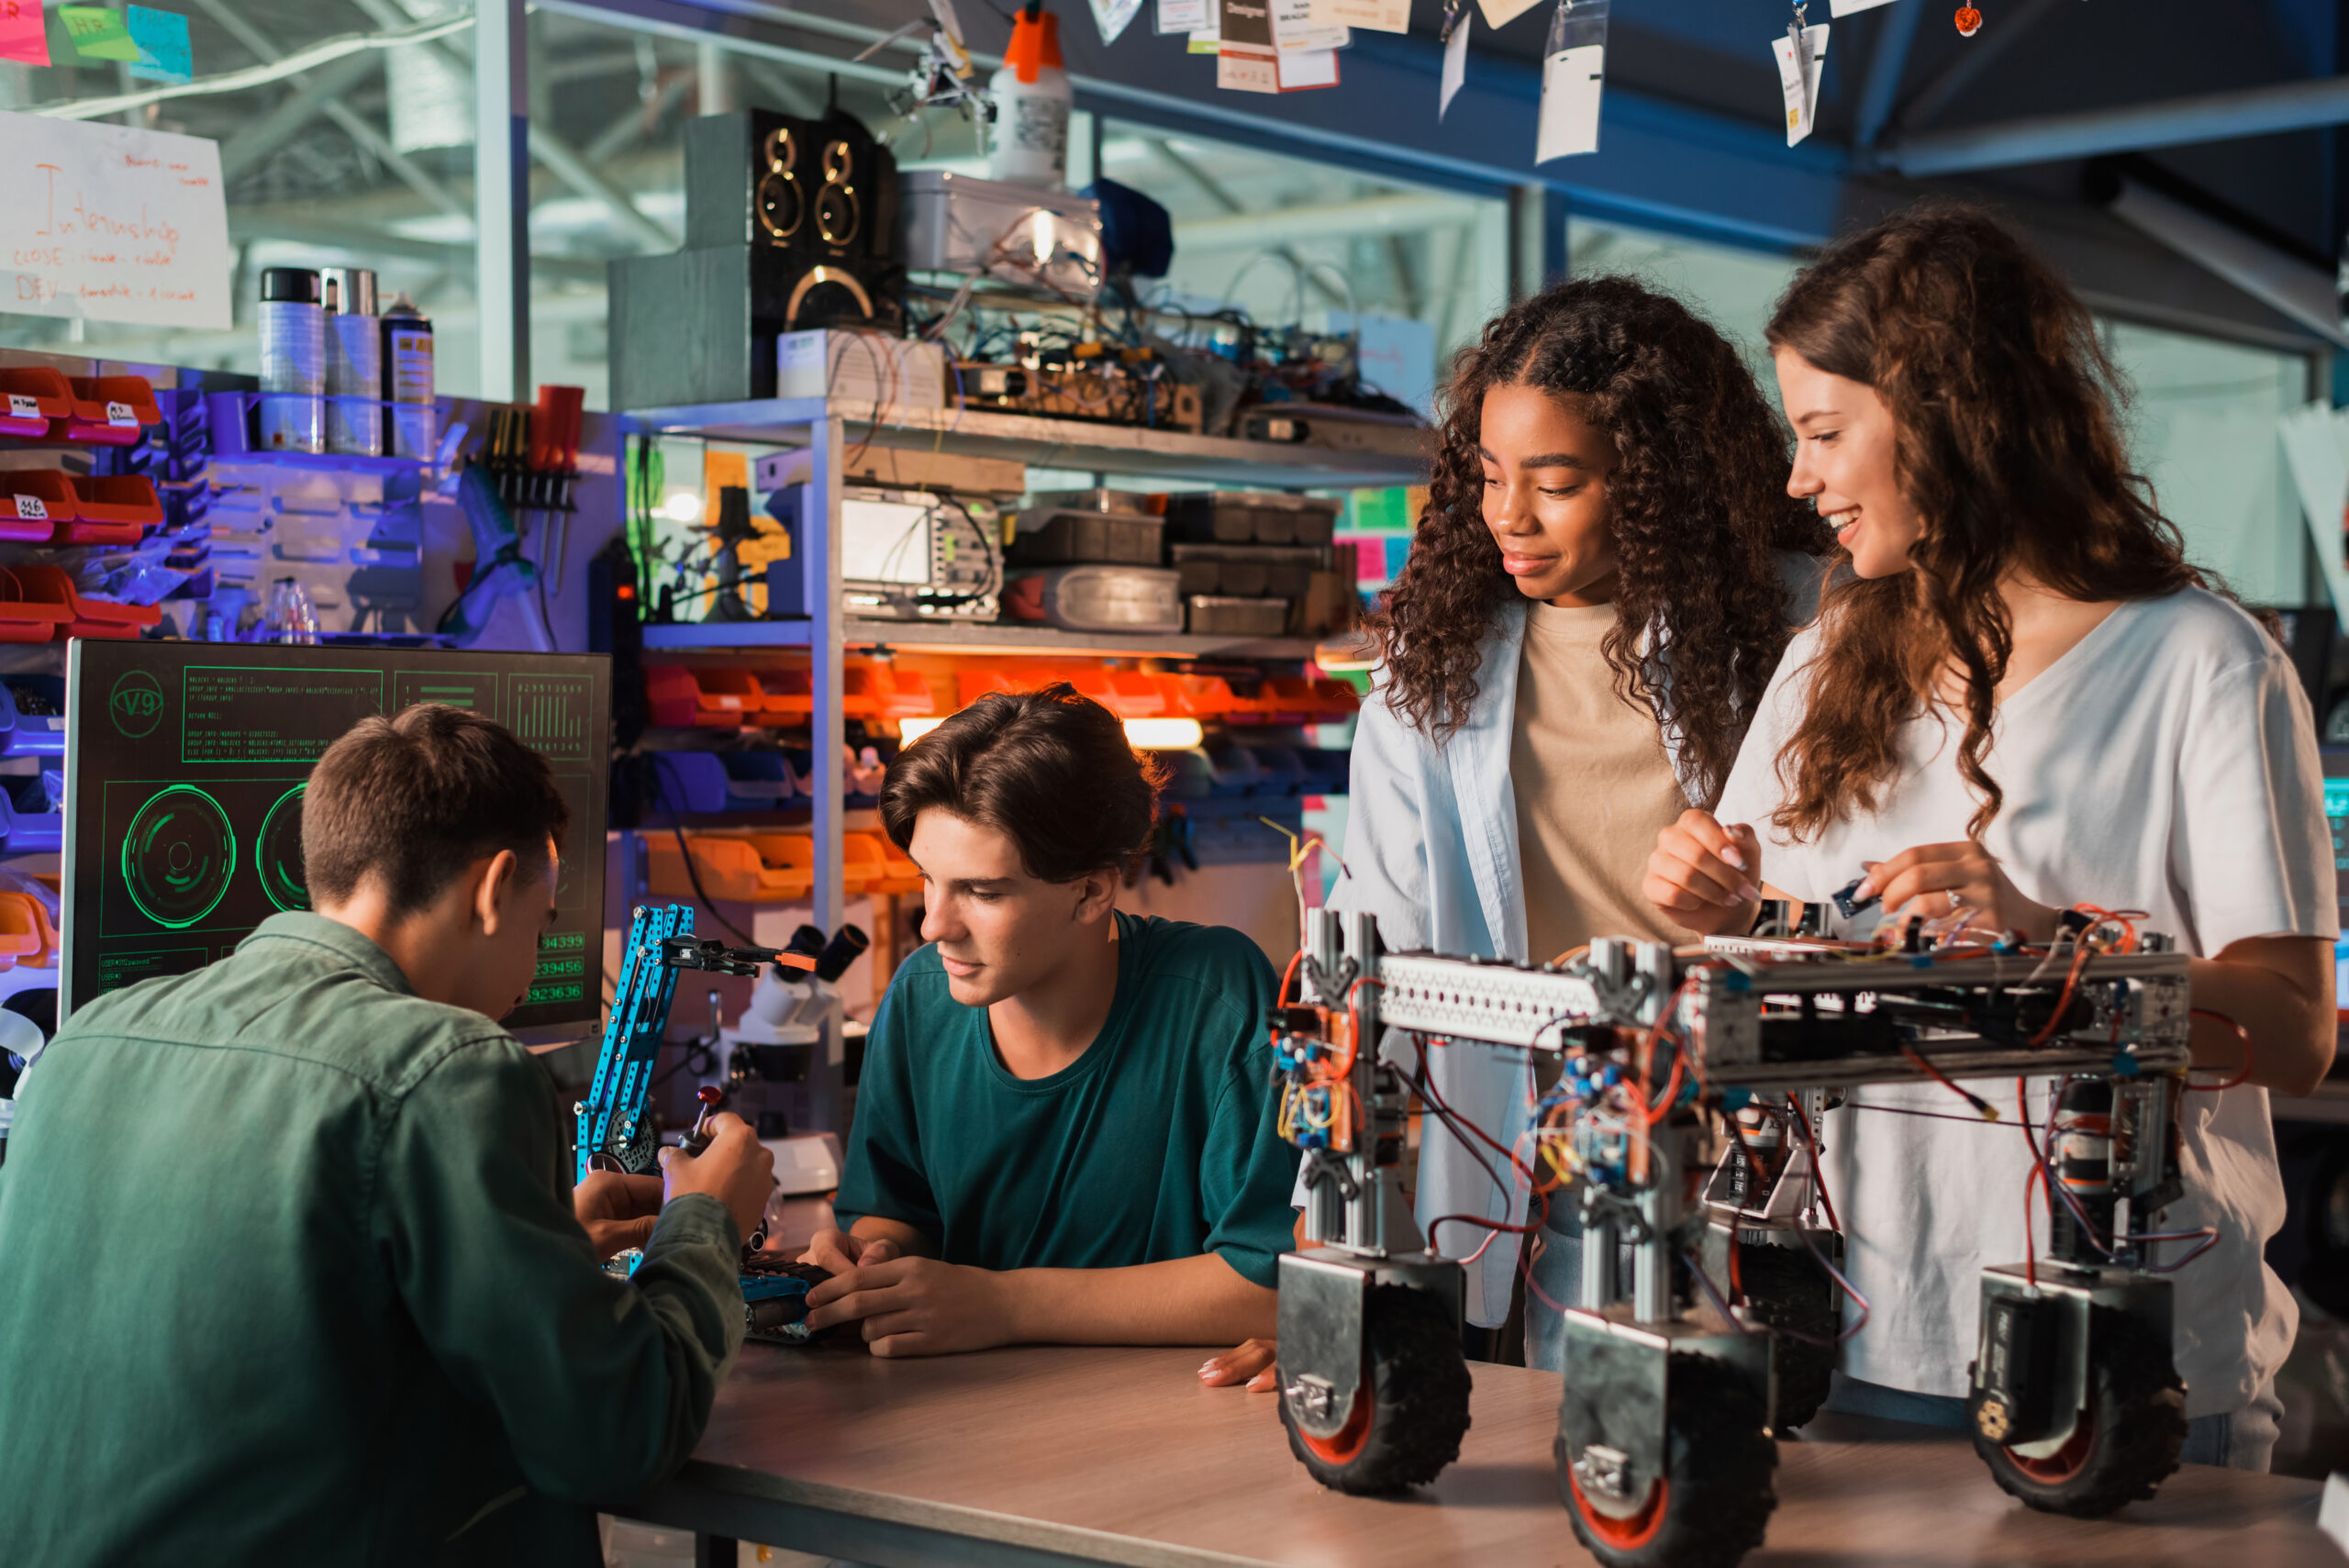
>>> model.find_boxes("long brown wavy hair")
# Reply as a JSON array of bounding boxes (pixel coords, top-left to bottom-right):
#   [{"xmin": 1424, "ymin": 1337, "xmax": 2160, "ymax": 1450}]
[
  {"xmin": 1365, "ymin": 276, "xmax": 1824, "ymax": 804},
  {"xmin": 1764, "ymin": 203, "xmax": 2206, "ymax": 840}
]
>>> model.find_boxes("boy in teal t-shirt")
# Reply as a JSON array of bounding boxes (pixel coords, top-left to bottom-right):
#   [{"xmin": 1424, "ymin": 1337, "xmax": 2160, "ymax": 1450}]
[{"xmin": 801, "ymin": 685, "xmax": 1295, "ymax": 1354}]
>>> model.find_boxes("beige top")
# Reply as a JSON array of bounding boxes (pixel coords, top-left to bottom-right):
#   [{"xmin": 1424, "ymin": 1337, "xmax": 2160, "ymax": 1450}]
[{"xmin": 1509, "ymin": 600, "xmax": 1695, "ymax": 966}]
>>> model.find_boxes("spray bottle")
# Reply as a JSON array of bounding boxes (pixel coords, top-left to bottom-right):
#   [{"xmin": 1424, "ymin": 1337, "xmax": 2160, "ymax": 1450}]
[{"xmin": 987, "ymin": 4, "xmax": 1072, "ymax": 187}]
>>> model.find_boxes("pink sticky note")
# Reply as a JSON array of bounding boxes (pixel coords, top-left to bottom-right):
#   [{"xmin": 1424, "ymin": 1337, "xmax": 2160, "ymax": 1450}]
[{"xmin": 0, "ymin": 0, "xmax": 49, "ymax": 65}]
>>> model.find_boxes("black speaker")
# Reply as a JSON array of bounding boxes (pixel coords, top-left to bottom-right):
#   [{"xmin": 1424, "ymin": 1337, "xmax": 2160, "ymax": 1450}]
[{"xmin": 682, "ymin": 107, "xmax": 903, "ymax": 332}]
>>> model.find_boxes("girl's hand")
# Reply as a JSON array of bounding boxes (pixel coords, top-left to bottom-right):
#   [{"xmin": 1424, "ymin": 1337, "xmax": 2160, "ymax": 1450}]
[
  {"xmin": 1645, "ymin": 810, "xmax": 1765, "ymax": 936},
  {"xmin": 1198, "ymin": 1339, "xmax": 1279, "ymax": 1391},
  {"xmin": 1858, "ymin": 841, "xmax": 2056, "ymax": 942}
]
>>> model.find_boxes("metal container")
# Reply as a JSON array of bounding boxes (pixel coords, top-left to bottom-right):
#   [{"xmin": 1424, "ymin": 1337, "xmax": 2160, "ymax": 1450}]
[
  {"xmin": 257, "ymin": 266, "xmax": 324, "ymax": 454},
  {"xmin": 321, "ymin": 266, "xmax": 382, "ymax": 456}
]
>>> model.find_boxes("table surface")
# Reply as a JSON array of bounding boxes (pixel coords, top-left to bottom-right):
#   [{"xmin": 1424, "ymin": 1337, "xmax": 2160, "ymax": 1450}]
[{"xmin": 619, "ymin": 1340, "xmax": 2336, "ymax": 1568}]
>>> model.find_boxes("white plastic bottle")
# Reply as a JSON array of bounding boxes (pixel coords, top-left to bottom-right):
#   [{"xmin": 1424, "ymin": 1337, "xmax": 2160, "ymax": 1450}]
[{"xmin": 987, "ymin": 5, "xmax": 1072, "ymax": 188}]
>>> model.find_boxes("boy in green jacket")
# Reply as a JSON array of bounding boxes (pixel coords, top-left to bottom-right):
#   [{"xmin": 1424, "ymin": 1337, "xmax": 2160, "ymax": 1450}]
[{"xmin": 0, "ymin": 704, "xmax": 774, "ymax": 1564}]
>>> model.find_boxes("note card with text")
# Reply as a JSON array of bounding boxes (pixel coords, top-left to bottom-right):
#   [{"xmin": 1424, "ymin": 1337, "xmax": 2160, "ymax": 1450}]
[
  {"xmin": 0, "ymin": 110, "xmax": 231, "ymax": 329},
  {"xmin": 58, "ymin": 5, "xmax": 139, "ymax": 59},
  {"xmin": 1, "ymin": 0, "xmax": 50, "ymax": 66},
  {"xmin": 127, "ymin": 6, "xmax": 191, "ymax": 83}
]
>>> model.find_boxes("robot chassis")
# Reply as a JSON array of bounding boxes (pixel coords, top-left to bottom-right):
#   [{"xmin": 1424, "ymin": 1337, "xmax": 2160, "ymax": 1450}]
[
  {"xmin": 574, "ymin": 903, "xmax": 863, "ymax": 1343},
  {"xmin": 1274, "ymin": 907, "xmax": 2198, "ymax": 1568}
]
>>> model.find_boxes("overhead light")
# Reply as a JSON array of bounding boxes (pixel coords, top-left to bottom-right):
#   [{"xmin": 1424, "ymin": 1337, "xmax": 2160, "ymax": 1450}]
[
  {"xmin": 1124, "ymin": 717, "xmax": 1203, "ymax": 750},
  {"xmin": 899, "ymin": 716, "xmax": 945, "ymax": 743},
  {"xmin": 662, "ymin": 491, "xmax": 704, "ymax": 523}
]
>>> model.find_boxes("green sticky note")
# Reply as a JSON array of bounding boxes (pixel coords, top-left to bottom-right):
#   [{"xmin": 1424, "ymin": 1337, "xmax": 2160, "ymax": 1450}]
[
  {"xmin": 126, "ymin": 6, "xmax": 189, "ymax": 82},
  {"xmin": 59, "ymin": 5, "xmax": 139, "ymax": 60}
]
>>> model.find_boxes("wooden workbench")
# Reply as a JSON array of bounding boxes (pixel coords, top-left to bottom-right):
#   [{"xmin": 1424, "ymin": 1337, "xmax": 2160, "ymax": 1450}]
[{"xmin": 611, "ymin": 1340, "xmax": 2334, "ymax": 1567}]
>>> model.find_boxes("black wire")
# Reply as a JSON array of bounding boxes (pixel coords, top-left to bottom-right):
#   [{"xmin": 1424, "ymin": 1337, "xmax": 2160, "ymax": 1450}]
[{"xmin": 650, "ymin": 752, "xmax": 760, "ymax": 947}]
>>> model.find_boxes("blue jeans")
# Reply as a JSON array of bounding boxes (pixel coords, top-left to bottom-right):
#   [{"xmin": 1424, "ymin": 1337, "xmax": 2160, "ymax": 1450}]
[
  {"xmin": 1526, "ymin": 1198, "xmax": 1588, "ymax": 1373},
  {"xmin": 1823, "ymin": 1373, "xmax": 2283, "ymax": 1472}
]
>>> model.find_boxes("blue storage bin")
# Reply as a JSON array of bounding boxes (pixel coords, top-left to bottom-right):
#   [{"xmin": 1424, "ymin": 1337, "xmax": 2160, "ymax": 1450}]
[
  {"xmin": 718, "ymin": 751, "xmax": 796, "ymax": 812},
  {"xmin": 1297, "ymin": 747, "xmax": 1350, "ymax": 795},
  {"xmin": 4, "ymin": 678, "xmax": 62, "ymax": 758},
  {"xmin": 1156, "ymin": 750, "xmax": 1219, "ymax": 801},
  {"xmin": 649, "ymin": 751, "xmax": 730, "ymax": 816},
  {"xmin": 1197, "ymin": 740, "xmax": 1264, "ymax": 797},
  {"xmin": 1243, "ymin": 744, "xmax": 1308, "ymax": 797}
]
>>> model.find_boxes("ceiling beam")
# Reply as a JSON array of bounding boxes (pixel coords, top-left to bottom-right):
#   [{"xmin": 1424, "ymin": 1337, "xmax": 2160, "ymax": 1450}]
[
  {"xmin": 1886, "ymin": 72, "xmax": 2349, "ymax": 177},
  {"xmin": 1852, "ymin": 0, "xmax": 1925, "ymax": 154},
  {"xmin": 2105, "ymin": 177, "xmax": 2349, "ymax": 348},
  {"xmin": 218, "ymin": 50, "xmax": 382, "ymax": 177}
]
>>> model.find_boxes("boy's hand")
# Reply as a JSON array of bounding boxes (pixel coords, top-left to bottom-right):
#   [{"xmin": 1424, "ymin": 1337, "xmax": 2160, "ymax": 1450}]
[
  {"xmin": 798, "ymin": 1228, "xmax": 902, "ymax": 1274},
  {"xmin": 657, "ymin": 1112, "xmax": 774, "ymax": 1243},
  {"xmin": 803, "ymin": 1256, "xmax": 1014, "ymax": 1356},
  {"xmin": 573, "ymin": 1171, "xmax": 664, "ymax": 1261},
  {"xmin": 1198, "ymin": 1338, "xmax": 1278, "ymax": 1391}
]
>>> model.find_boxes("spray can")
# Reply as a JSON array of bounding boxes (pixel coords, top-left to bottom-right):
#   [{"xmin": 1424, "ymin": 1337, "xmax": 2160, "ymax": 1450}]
[
  {"xmin": 381, "ymin": 295, "xmax": 437, "ymax": 461},
  {"xmin": 986, "ymin": 6, "xmax": 1072, "ymax": 187},
  {"xmin": 321, "ymin": 266, "xmax": 383, "ymax": 457},
  {"xmin": 257, "ymin": 266, "xmax": 325, "ymax": 453}
]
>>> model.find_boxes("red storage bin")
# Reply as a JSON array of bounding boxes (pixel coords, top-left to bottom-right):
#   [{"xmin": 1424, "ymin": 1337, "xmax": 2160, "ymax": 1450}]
[
  {"xmin": 0, "ymin": 368, "xmax": 73, "ymax": 439},
  {"xmin": 60, "ymin": 474, "xmax": 162, "ymax": 544},
  {"xmin": 18, "ymin": 565, "xmax": 161, "ymax": 633},
  {"xmin": 0, "ymin": 472, "xmax": 76, "ymax": 541},
  {"xmin": 0, "ymin": 565, "xmax": 75, "ymax": 644},
  {"xmin": 644, "ymin": 665, "xmax": 757, "ymax": 728},
  {"xmin": 62, "ymin": 375, "xmax": 161, "ymax": 445}
]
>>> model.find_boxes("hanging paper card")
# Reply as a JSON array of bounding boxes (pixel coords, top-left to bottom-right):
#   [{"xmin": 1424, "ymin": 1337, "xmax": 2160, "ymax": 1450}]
[
  {"xmin": 1440, "ymin": 9, "xmax": 1470, "ymax": 121},
  {"xmin": 1476, "ymin": 0, "xmax": 1542, "ymax": 29},
  {"xmin": 1772, "ymin": 22, "xmax": 1828, "ymax": 146},
  {"xmin": 0, "ymin": 110, "xmax": 231, "ymax": 329},
  {"xmin": 1, "ymin": 0, "xmax": 50, "ymax": 66},
  {"xmin": 1090, "ymin": 0, "xmax": 1145, "ymax": 44},
  {"xmin": 1187, "ymin": 24, "xmax": 1220, "ymax": 50},
  {"xmin": 1827, "ymin": 0, "xmax": 1897, "ymax": 14},
  {"xmin": 1310, "ymin": 0, "xmax": 1407, "ymax": 33},
  {"xmin": 1159, "ymin": 0, "xmax": 1209, "ymax": 31},
  {"xmin": 1535, "ymin": 1, "xmax": 1607, "ymax": 162},
  {"xmin": 1277, "ymin": 47, "xmax": 1339, "ymax": 88},
  {"xmin": 58, "ymin": 5, "xmax": 139, "ymax": 60},
  {"xmin": 1217, "ymin": 0, "xmax": 1279, "ymax": 91},
  {"xmin": 126, "ymin": 6, "xmax": 190, "ymax": 83},
  {"xmin": 930, "ymin": 0, "xmax": 974, "ymax": 72},
  {"xmin": 1274, "ymin": 0, "xmax": 1346, "ymax": 53}
]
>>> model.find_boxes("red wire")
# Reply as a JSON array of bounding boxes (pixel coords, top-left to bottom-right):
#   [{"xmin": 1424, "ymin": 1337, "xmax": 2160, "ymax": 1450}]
[
  {"xmin": 1782, "ymin": 1095, "xmax": 1842, "ymax": 1234},
  {"xmin": 2187, "ymin": 1008, "xmax": 2254, "ymax": 1091},
  {"xmin": 2019, "ymin": 1078, "xmax": 2041, "ymax": 1289}
]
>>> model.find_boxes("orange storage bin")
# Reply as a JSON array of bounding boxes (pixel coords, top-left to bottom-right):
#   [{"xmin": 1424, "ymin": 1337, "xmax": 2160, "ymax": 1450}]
[
  {"xmin": 871, "ymin": 835, "xmax": 922, "ymax": 895},
  {"xmin": 61, "ymin": 474, "xmax": 163, "ymax": 543},
  {"xmin": 21, "ymin": 893, "xmax": 58, "ymax": 967},
  {"xmin": 1158, "ymin": 673, "xmax": 1237, "ymax": 718},
  {"xmin": 1102, "ymin": 670, "xmax": 1166, "ymax": 717},
  {"xmin": 644, "ymin": 666, "xmax": 760, "ymax": 728},
  {"xmin": 867, "ymin": 662, "xmax": 936, "ymax": 720},
  {"xmin": 0, "ymin": 472, "xmax": 77, "ymax": 540},
  {"xmin": 740, "ymin": 833, "xmax": 817, "ymax": 901},
  {"xmin": 63, "ymin": 375, "xmax": 160, "ymax": 445},
  {"xmin": 841, "ymin": 832, "xmax": 888, "ymax": 895},
  {"xmin": 0, "ymin": 367, "xmax": 73, "ymax": 439},
  {"xmin": 0, "ymin": 894, "xmax": 43, "ymax": 971},
  {"xmin": 760, "ymin": 667, "xmax": 814, "ymax": 721},
  {"xmin": 647, "ymin": 835, "xmax": 777, "ymax": 903}
]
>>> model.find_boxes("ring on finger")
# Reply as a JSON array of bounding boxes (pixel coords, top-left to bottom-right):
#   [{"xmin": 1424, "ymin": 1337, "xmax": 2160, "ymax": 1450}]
[{"xmin": 1946, "ymin": 888, "xmax": 1965, "ymax": 911}]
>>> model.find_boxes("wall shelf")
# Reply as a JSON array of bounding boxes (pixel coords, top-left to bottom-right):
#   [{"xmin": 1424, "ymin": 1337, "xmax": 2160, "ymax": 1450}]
[
  {"xmin": 622, "ymin": 397, "xmax": 1429, "ymax": 490},
  {"xmin": 641, "ymin": 617, "xmax": 1319, "ymax": 662}
]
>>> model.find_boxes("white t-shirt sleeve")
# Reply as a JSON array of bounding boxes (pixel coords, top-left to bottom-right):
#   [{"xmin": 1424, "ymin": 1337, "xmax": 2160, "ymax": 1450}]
[
  {"xmin": 2172, "ymin": 650, "xmax": 2338, "ymax": 951},
  {"xmin": 1713, "ymin": 624, "xmax": 1821, "ymax": 892}
]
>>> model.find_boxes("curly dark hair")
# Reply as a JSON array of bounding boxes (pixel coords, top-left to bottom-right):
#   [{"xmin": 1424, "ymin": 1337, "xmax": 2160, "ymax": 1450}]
[
  {"xmin": 1764, "ymin": 203, "xmax": 2206, "ymax": 840},
  {"xmin": 1364, "ymin": 275, "xmax": 1826, "ymax": 804}
]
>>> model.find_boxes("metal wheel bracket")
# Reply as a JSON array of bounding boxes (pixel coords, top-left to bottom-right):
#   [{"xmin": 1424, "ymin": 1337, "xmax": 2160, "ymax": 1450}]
[
  {"xmin": 1276, "ymin": 1248, "xmax": 1462, "ymax": 1440},
  {"xmin": 1974, "ymin": 1264, "xmax": 2173, "ymax": 1452},
  {"xmin": 1558, "ymin": 1307, "xmax": 1771, "ymax": 1518}
]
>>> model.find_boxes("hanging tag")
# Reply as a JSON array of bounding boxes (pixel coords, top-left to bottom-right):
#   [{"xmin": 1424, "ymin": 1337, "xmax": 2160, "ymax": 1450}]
[
  {"xmin": 1187, "ymin": 22, "xmax": 1220, "ymax": 50},
  {"xmin": 1826, "ymin": 0, "xmax": 1896, "ymax": 13},
  {"xmin": 1275, "ymin": 0, "xmax": 1348, "ymax": 53},
  {"xmin": 6, "ymin": 395, "xmax": 37, "ymax": 420},
  {"xmin": 1277, "ymin": 47, "xmax": 1340, "ymax": 88},
  {"xmin": 12, "ymin": 495, "xmax": 46, "ymax": 521},
  {"xmin": 1440, "ymin": 6, "xmax": 1470, "ymax": 121},
  {"xmin": 1159, "ymin": 0, "xmax": 1210, "ymax": 30},
  {"xmin": 1477, "ymin": 0, "xmax": 1542, "ymax": 27},
  {"xmin": 1310, "ymin": 0, "xmax": 1407, "ymax": 32},
  {"xmin": 1091, "ymin": 0, "xmax": 1145, "ymax": 43},
  {"xmin": 1536, "ymin": 0, "xmax": 1607, "ymax": 162},
  {"xmin": 1217, "ymin": 0, "xmax": 1280, "ymax": 91},
  {"xmin": 106, "ymin": 400, "xmax": 138, "ymax": 428},
  {"xmin": 1772, "ymin": 20, "xmax": 1828, "ymax": 146}
]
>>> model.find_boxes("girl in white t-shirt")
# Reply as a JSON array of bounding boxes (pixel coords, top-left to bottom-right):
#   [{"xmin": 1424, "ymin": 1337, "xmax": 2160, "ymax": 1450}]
[{"xmin": 1645, "ymin": 203, "xmax": 2335, "ymax": 1473}]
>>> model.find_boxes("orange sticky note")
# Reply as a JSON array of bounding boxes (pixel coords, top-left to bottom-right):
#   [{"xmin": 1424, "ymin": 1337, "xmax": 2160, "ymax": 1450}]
[{"xmin": 0, "ymin": 0, "xmax": 50, "ymax": 65}]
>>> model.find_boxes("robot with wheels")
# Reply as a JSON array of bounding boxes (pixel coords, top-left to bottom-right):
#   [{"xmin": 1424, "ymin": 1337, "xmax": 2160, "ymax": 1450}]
[
  {"xmin": 575, "ymin": 902, "xmax": 862, "ymax": 1343},
  {"xmin": 1272, "ymin": 906, "xmax": 2201, "ymax": 1567}
]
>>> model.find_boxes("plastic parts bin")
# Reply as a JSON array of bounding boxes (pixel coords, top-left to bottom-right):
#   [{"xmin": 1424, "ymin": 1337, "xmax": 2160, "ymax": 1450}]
[
  {"xmin": 63, "ymin": 375, "xmax": 161, "ymax": 445},
  {"xmin": 0, "ymin": 473, "xmax": 78, "ymax": 540},
  {"xmin": 0, "ymin": 367, "xmax": 73, "ymax": 439},
  {"xmin": 61, "ymin": 474, "xmax": 163, "ymax": 544},
  {"xmin": 647, "ymin": 751, "xmax": 731, "ymax": 815},
  {"xmin": 647, "ymin": 835, "xmax": 803, "ymax": 903},
  {"xmin": 1163, "ymin": 491, "xmax": 1340, "ymax": 547},
  {"xmin": 1186, "ymin": 595, "xmax": 1288, "ymax": 637}
]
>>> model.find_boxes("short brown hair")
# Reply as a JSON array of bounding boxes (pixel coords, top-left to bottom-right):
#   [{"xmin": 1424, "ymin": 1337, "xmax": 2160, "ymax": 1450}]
[
  {"xmin": 880, "ymin": 684, "xmax": 1163, "ymax": 882},
  {"xmin": 303, "ymin": 703, "xmax": 572, "ymax": 916}
]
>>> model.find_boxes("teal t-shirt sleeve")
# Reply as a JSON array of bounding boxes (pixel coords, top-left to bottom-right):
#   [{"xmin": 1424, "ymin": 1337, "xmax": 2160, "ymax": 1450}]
[
  {"xmin": 1196, "ymin": 939, "xmax": 1295, "ymax": 1289},
  {"xmin": 834, "ymin": 971, "xmax": 942, "ymax": 1241}
]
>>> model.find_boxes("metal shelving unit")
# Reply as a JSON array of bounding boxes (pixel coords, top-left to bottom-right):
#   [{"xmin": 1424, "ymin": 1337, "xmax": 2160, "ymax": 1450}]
[{"xmin": 620, "ymin": 395, "xmax": 1425, "ymax": 935}]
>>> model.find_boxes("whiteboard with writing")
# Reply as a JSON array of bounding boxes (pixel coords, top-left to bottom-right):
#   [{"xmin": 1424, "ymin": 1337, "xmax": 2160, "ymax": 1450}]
[{"xmin": 1, "ymin": 110, "xmax": 230, "ymax": 330}]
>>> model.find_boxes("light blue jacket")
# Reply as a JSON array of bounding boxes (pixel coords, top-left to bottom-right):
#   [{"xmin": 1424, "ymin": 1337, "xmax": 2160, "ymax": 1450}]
[{"xmin": 1330, "ymin": 554, "xmax": 1825, "ymax": 1324}]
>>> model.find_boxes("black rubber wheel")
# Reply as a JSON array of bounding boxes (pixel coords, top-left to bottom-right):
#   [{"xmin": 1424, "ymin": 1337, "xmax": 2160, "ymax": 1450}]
[
  {"xmin": 1971, "ymin": 1306, "xmax": 2185, "ymax": 1518},
  {"xmin": 1278, "ymin": 1284, "xmax": 1472, "ymax": 1495},
  {"xmin": 1556, "ymin": 1351, "xmax": 1778, "ymax": 1568},
  {"xmin": 1734, "ymin": 1241, "xmax": 1837, "ymax": 1430}
]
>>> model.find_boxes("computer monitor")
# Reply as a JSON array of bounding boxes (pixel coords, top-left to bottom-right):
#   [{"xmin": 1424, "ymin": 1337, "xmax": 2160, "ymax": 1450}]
[
  {"xmin": 62, "ymin": 642, "xmax": 607, "ymax": 1029},
  {"xmin": 2323, "ymin": 747, "xmax": 2349, "ymax": 1023}
]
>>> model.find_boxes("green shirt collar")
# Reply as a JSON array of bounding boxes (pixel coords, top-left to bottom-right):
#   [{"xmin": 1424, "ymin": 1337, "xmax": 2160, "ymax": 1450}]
[{"xmin": 237, "ymin": 911, "xmax": 416, "ymax": 997}]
